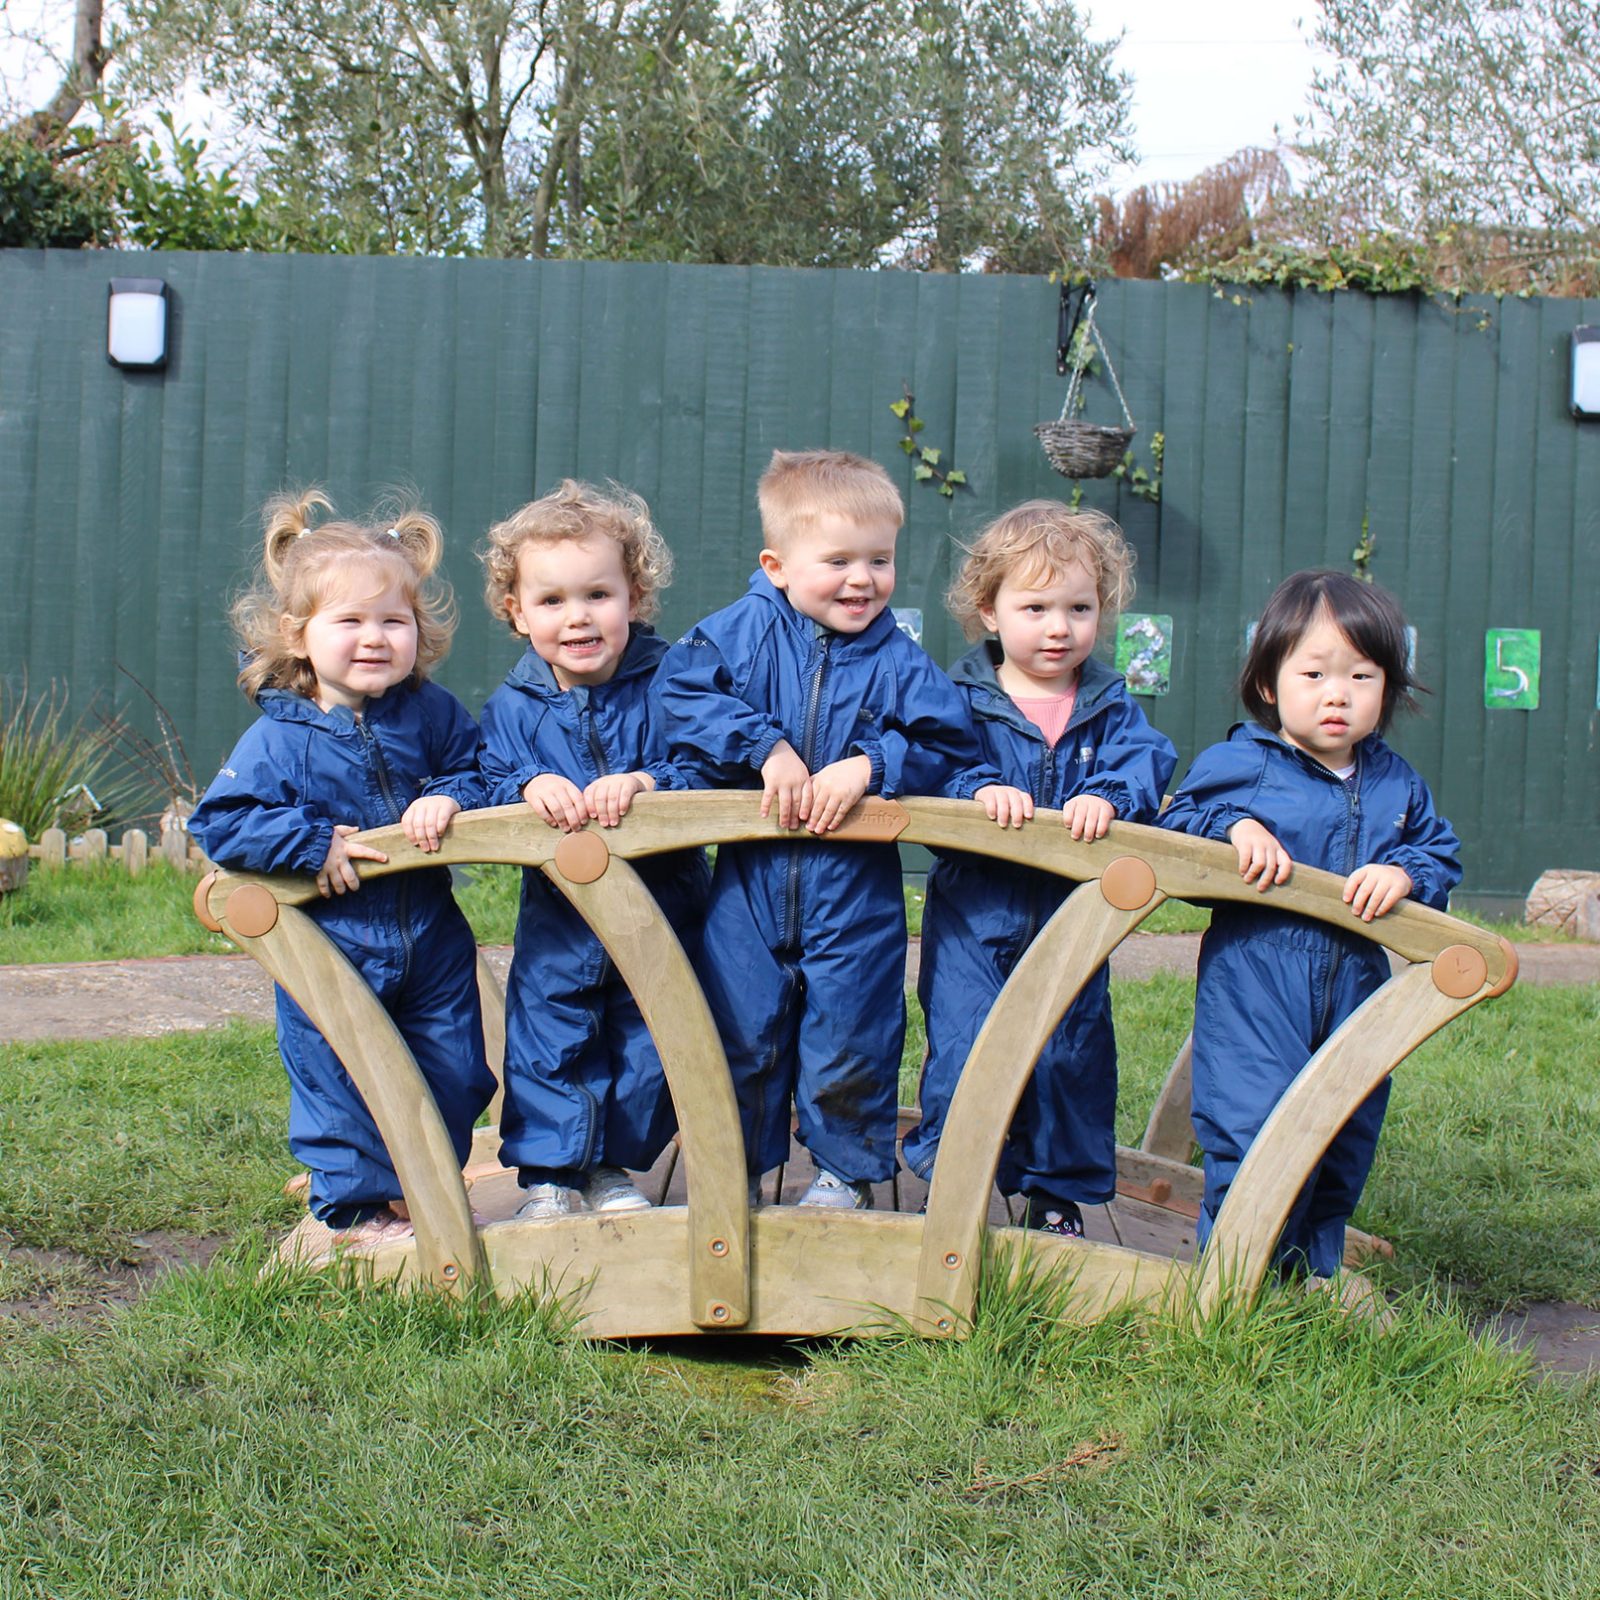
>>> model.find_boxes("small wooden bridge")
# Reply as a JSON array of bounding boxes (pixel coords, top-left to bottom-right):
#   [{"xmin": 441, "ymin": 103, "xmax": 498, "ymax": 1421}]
[{"xmin": 195, "ymin": 795, "xmax": 1515, "ymax": 1338}]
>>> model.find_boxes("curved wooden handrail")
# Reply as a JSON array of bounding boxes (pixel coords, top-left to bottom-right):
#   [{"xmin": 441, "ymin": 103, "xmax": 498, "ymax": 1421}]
[
  {"xmin": 203, "ymin": 794, "xmax": 1514, "ymax": 986},
  {"xmin": 198, "ymin": 794, "xmax": 1514, "ymax": 1332}
]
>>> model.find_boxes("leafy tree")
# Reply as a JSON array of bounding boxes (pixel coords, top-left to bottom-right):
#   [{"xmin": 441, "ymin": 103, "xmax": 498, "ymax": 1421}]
[
  {"xmin": 0, "ymin": 129, "xmax": 115, "ymax": 246},
  {"xmin": 109, "ymin": 0, "xmax": 1131, "ymax": 265},
  {"xmin": 1300, "ymin": 0, "xmax": 1600, "ymax": 288}
]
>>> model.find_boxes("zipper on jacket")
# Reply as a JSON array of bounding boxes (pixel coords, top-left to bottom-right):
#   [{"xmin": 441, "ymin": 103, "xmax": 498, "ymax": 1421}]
[
  {"xmin": 356, "ymin": 715, "xmax": 415, "ymax": 975},
  {"xmin": 1315, "ymin": 751, "xmax": 1362, "ymax": 1041},
  {"xmin": 575, "ymin": 1079, "xmax": 601, "ymax": 1175},
  {"xmin": 583, "ymin": 703, "xmax": 611, "ymax": 783},
  {"xmin": 1015, "ymin": 741, "xmax": 1062, "ymax": 950},
  {"xmin": 781, "ymin": 633, "xmax": 832, "ymax": 950},
  {"xmin": 580, "ymin": 702, "xmax": 621, "ymax": 982}
]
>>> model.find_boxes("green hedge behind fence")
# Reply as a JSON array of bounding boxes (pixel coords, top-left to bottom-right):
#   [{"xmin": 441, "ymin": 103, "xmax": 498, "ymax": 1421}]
[{"xmin": 2, "ymin": 250, "xmax": 1596, "ymax": 902}]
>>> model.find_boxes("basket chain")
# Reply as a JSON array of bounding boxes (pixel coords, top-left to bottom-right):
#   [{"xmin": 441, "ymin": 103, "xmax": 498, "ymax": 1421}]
[{"xmin": 1059, "ymin": 296, "xmax": 1136, "ymax": 431}]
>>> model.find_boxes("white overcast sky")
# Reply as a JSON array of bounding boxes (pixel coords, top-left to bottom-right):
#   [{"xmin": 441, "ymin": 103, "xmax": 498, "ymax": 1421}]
[
  {"xmin": 4, "ymin": 0, "xmax": 1330, "ymax": 195},
  {"xmin": 1089, "ymin": 0, "xmax": 1330, "ymax": 190}
]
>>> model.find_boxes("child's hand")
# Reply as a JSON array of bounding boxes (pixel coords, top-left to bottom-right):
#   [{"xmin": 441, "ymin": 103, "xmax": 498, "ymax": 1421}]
[
  {"xmin": 805, "ymin": 755, "xmax": 872, "ymax": 833},
  {"xmin": 522, "ymin": 772, "xmax": 588, "ymax": 831},
  {"xmin": 760, "ymin": 741, "xmax": 812, "ymax": 829},
  {"xmin": 1061, "ymin": 794, "xmax": 1116, "ymax": 841},
  {"xmin": 1228, "ymin": 817, "xmax": 1293, "ymax": 891},
  {"xmin": 975, "ymin": 784, "xmax": 1034, "ymax": 828},
  {"xmin": 401, "ymin": 794, "xmax": 459, "ymax": 854},
  {"xmin": 317, "ymin": 824, "xmax": 387, "ymax": 897},
  {"xmin": 1343, "ymin": 862, "xmax": 1412, "ymax": 921},
  {"xmin": 585, "ymin": 771, "xmax": 655, "ymax": 828}
]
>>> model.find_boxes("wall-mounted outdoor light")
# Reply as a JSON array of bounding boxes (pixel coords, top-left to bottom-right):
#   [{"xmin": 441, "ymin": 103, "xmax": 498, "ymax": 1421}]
[
  {"xmin": 107, "ymin": 278, "xmax": 169, "ymax": 370},
  {"xmin": 1571, "ymin": 326, "xmax": 1600, "ymax": 419}
]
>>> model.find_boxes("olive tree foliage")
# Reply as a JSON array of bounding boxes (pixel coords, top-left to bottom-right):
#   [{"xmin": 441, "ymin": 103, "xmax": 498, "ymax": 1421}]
[
  {"xmin": 1301, "ymin": 0, "xmax": 1600, "ymax": 243},
  {"xmin": 109, "ymin": 0, "xmax": 1131, "ymax": 264}
]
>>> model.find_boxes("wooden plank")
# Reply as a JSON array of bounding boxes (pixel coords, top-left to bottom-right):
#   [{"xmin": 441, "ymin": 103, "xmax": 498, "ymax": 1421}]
[
  {"xmin": 654, "ymin": 264, "xmax": 712, "ymax": 638},
  {"xmin": 122, "ymin": 828, "xmax": 148, "ymax": 877},
  {"xmin": 914, "ymin": 878, "xmax": 1166, "ymax": 1332},
  {"xmin": 1139, "ymin": 1031, "xmax": 1194, "ymax": 1159},
  {"xmin": 225, "ymin": 901, "xmax": 485, "ymax": 1291},
  {"xmin": 542, "ymin": 855, "xmax": 750, "ymax": 1328},
  {"xmin": 1323, "ymin": 289, "xmax": 1377, "ymax": 569},
  {"xmin": 0, "ymin": 255, "xmax": 44, "ymax": 676},
  {"xmin": 1477, "ymin": 296, "xmax": 1540, "ymax": 892},
  {"xmin": 476, "ymin": 950, "xmax": 507, "ymax": 1128},
  {"xmin": 209, "ymin": 797, "xmax": 1512, "ymax": 986},
  {"xmin": 698, "ymin": 268, "xmax": 754, "ymax": 609},
  {"xmin": 1197, "ymin": 963, "xmax": 1479, "ymax": 1309},
  {"xmin": 344, "ymin": 1208, "xmax": 1191, "ymax": 1338},
  {"xmin": 1281, "ymin": 289, "xmax": 1335, "ymax": 598},
  {"xmin": 1149, "ymin": 283, "xmax": 1211, "ymax": 761}
]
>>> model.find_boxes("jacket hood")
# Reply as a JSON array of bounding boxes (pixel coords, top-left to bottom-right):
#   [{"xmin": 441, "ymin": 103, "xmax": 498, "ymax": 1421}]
[
  {"xmin": 743, "ymin": 567, "xmax": 902, "ymax": 650},
  {"xmin": 1230, "ymin": 718, "xmax": 1386, "ymax": 774},
  {"xmin": 501, "ymin": 623, "xmax": 666, "ymax": 696},
  {"xmin": 255, "ymin": 683, "xmax": 418, "ymax": 730},
  {"xmin": 952, "ymin": 641, "xmax": 1126, "ymax": 736}
]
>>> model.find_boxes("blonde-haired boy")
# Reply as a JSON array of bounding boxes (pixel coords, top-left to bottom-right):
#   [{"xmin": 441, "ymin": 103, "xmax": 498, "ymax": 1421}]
[{"xmin": 658, "ymin": 449, "xmax": 980, "ymax": 1206}]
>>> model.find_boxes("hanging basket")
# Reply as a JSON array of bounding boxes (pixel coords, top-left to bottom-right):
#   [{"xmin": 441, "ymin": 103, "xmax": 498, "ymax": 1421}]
[
  {"xmin": 1036, "ymin": 286, "xmax": 1136, "ymax": 480},
  {"xmin": 1033, "ymin": 418, "xmax": 1135, "ymax": 479}
]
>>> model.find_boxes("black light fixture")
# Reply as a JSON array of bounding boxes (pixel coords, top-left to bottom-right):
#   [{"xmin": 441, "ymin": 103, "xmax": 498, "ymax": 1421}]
[
  {"xmin": 1571, "ymin": 326, "xmax": 1600, "ymax": 419},
  {"xmin": 107, "ymin": 278, "xmax": 169, "ymax": 370}
]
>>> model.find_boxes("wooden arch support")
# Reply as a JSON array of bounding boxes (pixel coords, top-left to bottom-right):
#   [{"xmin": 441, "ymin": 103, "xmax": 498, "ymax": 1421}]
[{"xmin": 198, "ymin": 793, "xmax": 1515, "ymax": 1337}]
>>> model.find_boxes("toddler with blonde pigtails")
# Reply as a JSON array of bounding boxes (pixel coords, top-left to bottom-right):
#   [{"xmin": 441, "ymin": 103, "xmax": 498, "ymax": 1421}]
[{"xmin": 189, "ymin": 491, "xmax": 496, "ymax": 1259}]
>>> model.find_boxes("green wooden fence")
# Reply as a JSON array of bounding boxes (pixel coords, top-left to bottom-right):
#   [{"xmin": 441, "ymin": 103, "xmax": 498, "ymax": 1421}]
[{"xmin": 2, "ymin": 249, "xmax": 1597, "ymax": 904}]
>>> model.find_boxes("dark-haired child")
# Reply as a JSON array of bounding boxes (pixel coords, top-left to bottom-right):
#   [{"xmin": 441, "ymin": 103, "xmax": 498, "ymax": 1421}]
[{"xmin": 1161, "ymin": 570, "xmax": 1460, "ymax": 1277}]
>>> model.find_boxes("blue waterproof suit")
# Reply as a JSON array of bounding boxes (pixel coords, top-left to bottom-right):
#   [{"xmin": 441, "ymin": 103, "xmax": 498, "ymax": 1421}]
[
  {"xmin": 189, "ymin": 681, "xmax": 496, "ymax": 1226},
  {"xmin": 478, "ymin": 626, "xmax": 709, "ymax": 1186},
  {"xmin": 1161, "ymin": 722, "xmax": 1460, "ymax": 1274},
  {"xmin": 902, "ymin": 646, "xmax": 1177, "ymax": 1207},
  {"xmin": 657, "ymin": 572, "xmax": 983, "ymax": 1183}
]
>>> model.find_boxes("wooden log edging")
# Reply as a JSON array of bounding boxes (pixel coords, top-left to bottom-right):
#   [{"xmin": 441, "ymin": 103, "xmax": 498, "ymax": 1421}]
[
  {"xmin": 197, "ymin": 794, "xmax": 1515, "ymax": 1336},
  {"xmin": 28, "ymin": 825, "xmax": 206, "ymax": 874}
]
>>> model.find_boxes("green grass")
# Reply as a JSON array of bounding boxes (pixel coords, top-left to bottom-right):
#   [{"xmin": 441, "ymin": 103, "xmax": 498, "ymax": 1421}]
[
  {"xmin": 2, "ymin": 979, "xmax": 1599, "ymax": 1593},
  {"xmin": 0, "ymin": 862, "xmax": 236, "ymax": 963},
  {"xmin": 1, "ymin": 1258, "xmax": 1596, "ymax": 1597},
  {"xmin": 0, "ymin": 1025, "xmax": 295, "ymax": 1271}
]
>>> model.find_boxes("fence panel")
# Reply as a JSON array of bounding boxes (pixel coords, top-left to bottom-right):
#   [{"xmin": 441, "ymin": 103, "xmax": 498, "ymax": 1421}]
[{"xmin": 2, "ymin": 251, "xmax": 1597, "ymax": 902}]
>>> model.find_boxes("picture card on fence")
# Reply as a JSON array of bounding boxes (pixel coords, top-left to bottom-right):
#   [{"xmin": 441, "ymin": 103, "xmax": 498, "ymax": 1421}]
[
  {"xmin": 1116, "ymin": 614, "xmax": 1172, "ymax": 696},
  {"xmin": 1485, "ymin": 629, "xmax": 1540, "ymax": 711}
]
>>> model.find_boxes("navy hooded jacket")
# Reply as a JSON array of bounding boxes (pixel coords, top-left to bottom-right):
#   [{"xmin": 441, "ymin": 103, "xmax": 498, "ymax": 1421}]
[
  {"xmin": 903, "ymin": 644, "xmax": 1177, "ymax": 1205},
  {"xmin": 655, "ymin": 570, "xmax": 984, "ymax": 1182},
  {"xmin": 1161, "ymin": 720, "xmax": 1461, "ymax": 1273},
  {"xmin": 478, "ymin": 626, "xmax": 709, "ymax": 1181},
  {"xmin": 189, "ymin": 678, "xmax": 494, "ymax": 1222}
]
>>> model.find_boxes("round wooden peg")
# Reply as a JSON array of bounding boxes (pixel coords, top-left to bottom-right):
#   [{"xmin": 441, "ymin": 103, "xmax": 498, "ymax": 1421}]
[
  {"xmin": 1432, "ymin": 943, "xmax": 1488, "ymax": 999},
  {"xmin": 1099, "ymin": 855, "xmax": 1157, "ymax": 911},
  {"xmin": 554, "ymin": 830, "xmax": 610, "ymax": 884},
  {"xmin": 225, "ymin": 882, "xmax": 280, "ymax": 939},
  {"xmin": 192, "ymin": 870, "xmax": 223, "ymax": 931}
]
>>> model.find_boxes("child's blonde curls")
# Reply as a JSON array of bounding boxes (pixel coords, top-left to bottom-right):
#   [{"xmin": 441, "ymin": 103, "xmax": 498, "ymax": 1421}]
[
  {"xmin": 480, "ymin": 479, "xmax": 672, "ymax": 629},
  {"xmin": 232, "ymin": 488, "xmax": 457, "ymax": 703},
  {"xmin": 948, "ymin": 501, "xmax": 1135, "ymax": 641}
]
